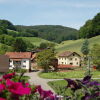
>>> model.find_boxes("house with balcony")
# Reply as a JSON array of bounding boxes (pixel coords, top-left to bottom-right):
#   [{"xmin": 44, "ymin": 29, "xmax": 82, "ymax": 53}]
[{"xmin": 5, "ymin": 52, "xmax": 36, "ymax": 71}]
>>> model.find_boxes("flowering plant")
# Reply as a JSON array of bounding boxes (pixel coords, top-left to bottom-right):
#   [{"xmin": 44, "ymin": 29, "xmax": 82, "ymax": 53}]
[
  {"xmin": 64, "ymin": 75, "xmax": 100, "ymax": 100},
  {"xmin": 0, "ymin": 72, "xmax": 56, "ymax": 100},
  {"xmin": 0, "ymin": 71, "xmax": 100, "ymax": 100}
]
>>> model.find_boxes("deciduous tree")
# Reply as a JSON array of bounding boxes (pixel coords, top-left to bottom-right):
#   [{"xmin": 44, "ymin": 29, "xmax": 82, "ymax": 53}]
[{"xmin": 37, "ymin": 49, "xmax": 55, "ymax": 72}]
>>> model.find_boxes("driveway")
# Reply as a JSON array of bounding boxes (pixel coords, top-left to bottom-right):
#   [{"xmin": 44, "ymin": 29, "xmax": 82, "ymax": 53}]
[{"xmin": 25, "ymin": 70, "xmax": 56, "ymax": 93}]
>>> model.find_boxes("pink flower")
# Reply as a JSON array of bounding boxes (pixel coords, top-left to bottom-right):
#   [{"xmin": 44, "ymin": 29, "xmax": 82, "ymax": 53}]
[
  {"xmin": 0, "ymin": 79, "xmax": 2, "ymax": 82},
  {"xmin": 35, "ymin": 85, "xmax": 55, "ymax": 99},
  {"xmin": 6, "ymin": 79, "xmax": 31, "ymax": 96},
  {"xmin": 0, "ymin": 84, "xmax": 5, "ymax": 92},
  {"xmin": 3, "ymin": 72, "xmax": 15, "ymax": 80},
  {"xmin": 25, "ymin": 83, "xmax": 30, "ymax": 87},
  {"xmin": 0, "ymin": 98, "xmax": 6, "ymax": 100}
]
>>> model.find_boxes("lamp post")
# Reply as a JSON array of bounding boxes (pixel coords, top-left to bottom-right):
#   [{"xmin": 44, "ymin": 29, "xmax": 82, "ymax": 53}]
[
  {"xmin": 88, "ymin": 56, "xmax": 91, "ymax": 75},
  {"xmin": 87, "ymin": 55, "xmax": 93, "ymax": 76}
]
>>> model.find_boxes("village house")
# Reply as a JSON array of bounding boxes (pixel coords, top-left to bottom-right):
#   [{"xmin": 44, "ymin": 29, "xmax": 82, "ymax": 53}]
[
  {"xmin": 57, "ymin": 51, "xmax": 81, "ymax": 69},
  {"xmin": 5, "ymin": 52, "xmax": 36, "ymax": 71}
]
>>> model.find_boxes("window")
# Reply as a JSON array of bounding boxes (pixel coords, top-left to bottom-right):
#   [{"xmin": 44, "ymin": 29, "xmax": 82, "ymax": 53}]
[
  {"xmin": 23, "ymin": 65, "xmax": 26, "ymax": 67},
  {"xmin": 75, "ymin": 58, "xmax": 77, "ymax": 60},
  {"xmin": 62, "ymin": 62, "xmax": 63, "ymax": 64},
  {"xmin": 59, "ymin": 58, "xmax": 61, "ymax": 60},
  {"xmin": 9, "ymin": 65, "xmax": 12, "ymax": 68},
  {"xmin": 65, "ymin": 62, "xmax": 66, "ymax": 64},
  {"xmin": 70, "ymin": 58, "xmax": 72, "ymax": 60},
  {"xmin": 73, "ymin": 54, "xmax": 75, "ymax": 56},
  {"xmin": 77, "ymin": 62, "xmax": 78, "ymax": 65},
  {"xmin": 23, "ymin": 60, "xmax": 26, "ymax": 63},
  {"xmin": 62, "ymin": 58, "xmax": 63, "ymax": 60},
  {"xmin": 9, "ymin": 60, "xmax": 12, "ymax": 63},
  {"xmin": 70, "ymin": 63, "xmax": 73, "ymax": 65},
  {"xmin": 65, "ymin": 58, "xmax": 66, "ymax": 60}
]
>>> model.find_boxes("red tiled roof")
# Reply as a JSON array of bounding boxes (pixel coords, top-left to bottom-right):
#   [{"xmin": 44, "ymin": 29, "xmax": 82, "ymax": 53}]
[
  {"xmin": 58, "ymin": 51, "xmax": 80, "ymax": 57},
  {"xmin": 58, "ymin": 51, "xmax": 73, "ymax": 57},
  {"xmin": 5, "ymin": 52, "xmax": 32, "ymax": 59},
  {"xmin": 57, "ymin": 64, "xmax": 76, "ymax": 68}
]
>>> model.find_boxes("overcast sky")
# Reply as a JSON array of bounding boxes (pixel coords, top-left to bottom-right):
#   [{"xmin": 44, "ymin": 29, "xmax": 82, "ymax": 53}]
[{"xmin": 0, "ymin": 0, "xmax": 100, "ymax": 29}]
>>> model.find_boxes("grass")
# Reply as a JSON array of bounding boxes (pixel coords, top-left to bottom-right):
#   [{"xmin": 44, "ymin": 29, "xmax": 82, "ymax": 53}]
[
  {"xmin": 21, "ymin": 37, "xmax": 57, "ymax": 46},
  {"xmin": 48, "ymin": 79, "xmax": 100, "ymax": 95},
  {"xmin": 56, "ymin": 35, "xmax": 100, "ymax": 55},
  {"xmin": 39, "ymin": 70, "xmax": 100, "ymax": 79},
  {"xmin": 48, "ymin": 80, "xmax": 69, "ymax": 96}
]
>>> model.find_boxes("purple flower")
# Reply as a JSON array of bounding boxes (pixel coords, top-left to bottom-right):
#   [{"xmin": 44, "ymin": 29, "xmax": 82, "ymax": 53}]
[
  {"xmin": 82, "ymin": 75, "xmax": 91, "ymax": 84},
  {"xmin": 87, "ymin": 81, "xmax": 100, "ymax": 86},
  {"xmin": 81, "ymin": 93, "xmax": 92, "ymax": 100},
  {"xmin": 64, "ymin": 79, "xmax": 81, "ymax": 91}
]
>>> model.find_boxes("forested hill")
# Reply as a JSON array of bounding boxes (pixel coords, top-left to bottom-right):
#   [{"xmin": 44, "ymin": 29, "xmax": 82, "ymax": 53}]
[{"xmin": 15, "ymin": 25, "xmax": 78, "ymax": 43}]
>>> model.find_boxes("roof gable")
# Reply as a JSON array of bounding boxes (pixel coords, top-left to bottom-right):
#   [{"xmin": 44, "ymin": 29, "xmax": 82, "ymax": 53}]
[
  {"xmin": 5, "ymin": 52, "xmax": 32, "ymax": 59},
  {"xmin": 58, "ymin": 51, "xmax": 80, "ymax": 57}
]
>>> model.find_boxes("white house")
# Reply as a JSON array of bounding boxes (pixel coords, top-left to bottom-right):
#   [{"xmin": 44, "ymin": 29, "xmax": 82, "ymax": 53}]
[
  {"xmin": 58, "ymin": 51, "xmax": 81, "ymax": 68},
  {"xmin": 5, "ymin": 52, "xmax": 36, "ymax": 71}
]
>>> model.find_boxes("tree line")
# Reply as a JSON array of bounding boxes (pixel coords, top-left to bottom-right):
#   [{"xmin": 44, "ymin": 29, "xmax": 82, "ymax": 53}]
[{"xmin": 79, "ymin": 12, "xmax": 100, "ymax": 38}]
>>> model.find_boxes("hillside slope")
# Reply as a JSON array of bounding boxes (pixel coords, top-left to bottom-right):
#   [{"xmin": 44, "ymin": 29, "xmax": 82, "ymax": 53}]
[
  {"xmin": 56, "ymin": 35, "xmax": 100, "ymax": 54},
  {"xmin": 15, "ymin": 25, "xmax": 78, "ymax": 43},
  {"xmin": 21, "ymin": 37, "xmax": 57, "ymax": 46}
]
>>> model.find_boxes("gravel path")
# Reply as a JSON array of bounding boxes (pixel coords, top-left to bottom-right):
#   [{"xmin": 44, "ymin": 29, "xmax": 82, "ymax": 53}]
[{"xmin": 25, "ymin": 70, "xmax": 56, "ymax": 93}]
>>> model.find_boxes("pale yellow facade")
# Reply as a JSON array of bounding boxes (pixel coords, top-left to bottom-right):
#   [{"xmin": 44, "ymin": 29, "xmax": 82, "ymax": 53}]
[{"xmin": 58, "ymin": 53, "xmax": 81, "ymax": 66}]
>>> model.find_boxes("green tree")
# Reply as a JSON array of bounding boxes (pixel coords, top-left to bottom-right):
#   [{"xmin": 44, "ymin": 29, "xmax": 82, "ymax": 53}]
[
  {"xmin": 0, "ymin": 19, "xmax": 16, "ymax": 30},
  {"xmin": 81, "ymin": 39, "xmax": 90, "ymax": 69},
  {"xmin": 0, "ymin": 44, "xmax": 12, "ymax": 54},
  {"xmin": 37, "ymin": 49, "xmax": 55, "ymax": 72},
  {"xmin": 12, "ymin": 38, "xmax": 27, "ymax": 52},
  {"xmin": 79, "ymin": 12, "xmax": 100, "ymax": 38},
  {"xmin": 91, "ymin": 44, "xmax": 100, "ymax": 70},
  {"xmin": 39, "ymin": 42, "xmax": 48, "ymax": 49},
  {"xmin": 25, "ymin": 41, "xmax": 35, "ymax": 51},
  {"xmin": 81, "ymin": 39, "xmax": 89, "ymax": 57},
  {"xmin": 0, "ymin": 26, "xmax": 7, "ymax": 35},
  {"xmin": 79, "ymin": 20, "xmax": 93, "ymax": 38}
]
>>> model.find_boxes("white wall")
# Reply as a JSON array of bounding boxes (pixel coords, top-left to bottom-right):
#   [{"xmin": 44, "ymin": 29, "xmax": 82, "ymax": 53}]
[
  {"xmin": 9, "ymin": 59, "xmax": 31, "ymax": 70},
  {"xmin": 21, "ymin": 59, "xmax": 30, "ymax": 69},
  {"xmin": 58, "ymin": 53, "xmax": 81, "ymax": 66}
]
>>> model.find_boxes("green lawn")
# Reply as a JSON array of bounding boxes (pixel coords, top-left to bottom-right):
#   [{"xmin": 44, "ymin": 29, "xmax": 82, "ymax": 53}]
[{"xmin": 39, "ymin": 70, "xmax": 100, "ymax": 79}]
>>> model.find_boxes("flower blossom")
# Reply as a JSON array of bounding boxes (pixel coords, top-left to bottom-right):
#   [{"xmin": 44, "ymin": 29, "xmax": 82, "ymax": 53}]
[
  {"xmin": 0, "ymin": 98, "xmax": 6, "ymax": 100},
  {"xmin": 64, "ymin": 79, "xmax": 81, "ymax": 91},
  {"xmin": 3, "ymin": 72, "xmax": 15, "ymax": 80},
  {"xmin": 6, "ymin": 79, "xmax": 31, "ymax": 96},
  {"xmin": 0, "ymin": 84, "xmax": 5, "ymax": 92},
  {"xmin": 35, "ymin": 85, "xmax": 55, "ymax": 100}
]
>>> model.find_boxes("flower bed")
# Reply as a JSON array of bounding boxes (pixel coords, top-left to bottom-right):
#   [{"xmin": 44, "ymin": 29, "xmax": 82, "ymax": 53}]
[{"xmin": 0, "ymin": 71, "xmax": 100, "ymax": 100}]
